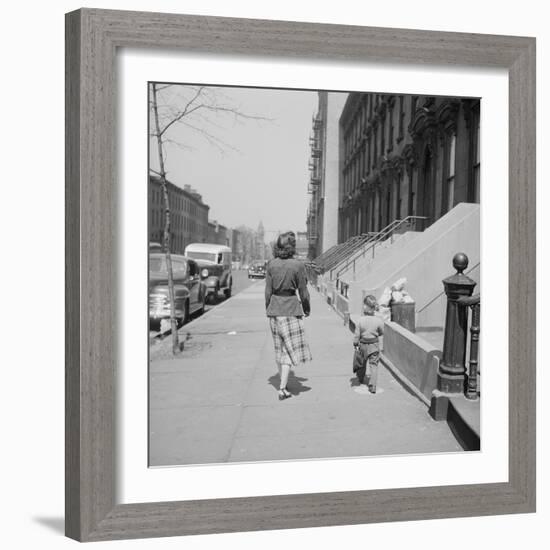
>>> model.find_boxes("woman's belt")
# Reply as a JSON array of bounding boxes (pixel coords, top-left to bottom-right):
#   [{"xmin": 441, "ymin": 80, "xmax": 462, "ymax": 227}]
[{"xmin": 273, "ymin": 289, "xmax": 296, "ymax": 297}]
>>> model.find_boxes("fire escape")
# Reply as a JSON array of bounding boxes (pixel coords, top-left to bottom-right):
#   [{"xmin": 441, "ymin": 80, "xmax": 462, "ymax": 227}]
[{"xmin": 307, "ymin": 113, "xmax": 323, "ymax": 253}]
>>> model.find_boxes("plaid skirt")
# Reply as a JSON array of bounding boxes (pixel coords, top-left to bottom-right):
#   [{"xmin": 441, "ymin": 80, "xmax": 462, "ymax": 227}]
[{"xmin": 269, "ymin": 316, "xmax": 312, "ymax": 367}]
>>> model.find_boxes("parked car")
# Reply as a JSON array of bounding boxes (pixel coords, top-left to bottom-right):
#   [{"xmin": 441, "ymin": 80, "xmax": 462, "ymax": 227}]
[
  {"xmin": 149, "ymin": 253, "xmax": 206, "ymax": 329},
  {"xmin": 184, "ymin": 243, "xmax": 233, "ymax": 302},
  {"xmin": 248, "ymin": 260, "xmax": 267, "ymax": 279}
]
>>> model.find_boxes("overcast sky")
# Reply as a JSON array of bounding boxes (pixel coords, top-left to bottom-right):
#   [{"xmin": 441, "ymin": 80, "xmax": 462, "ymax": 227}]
[{"xmin": 149, "ymin": 84, "xmax": 320, "ymax": 237}]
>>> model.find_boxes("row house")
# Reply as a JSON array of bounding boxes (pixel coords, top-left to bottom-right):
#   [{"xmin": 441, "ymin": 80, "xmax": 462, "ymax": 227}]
[
  {"xmin": 149, "ymin": 175, "xmax": 209, "ymax": 255},
  {"xmin": 338, "ymin": 93, "xmax": 480, "ymax": 241}
]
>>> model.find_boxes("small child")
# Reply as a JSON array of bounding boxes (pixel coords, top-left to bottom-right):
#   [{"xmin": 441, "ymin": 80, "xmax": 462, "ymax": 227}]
[{"xmin": 353, "ymin": 295, "xmax": 384, "ymax": 393}]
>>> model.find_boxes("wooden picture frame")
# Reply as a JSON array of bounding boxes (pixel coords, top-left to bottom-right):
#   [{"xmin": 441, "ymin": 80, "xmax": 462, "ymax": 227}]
[{"xmin": 65, "ymin": 8, "xmax": 536, "ymax": 542}]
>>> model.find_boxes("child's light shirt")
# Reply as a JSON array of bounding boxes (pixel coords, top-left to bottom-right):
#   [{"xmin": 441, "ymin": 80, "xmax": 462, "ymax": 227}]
[{"xmin": 353, "ymin": 313, "xmax": 384, "ymax": 345}]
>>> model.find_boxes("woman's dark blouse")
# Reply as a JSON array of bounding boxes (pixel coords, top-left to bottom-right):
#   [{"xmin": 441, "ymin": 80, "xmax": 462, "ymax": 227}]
[{"xmin": 265, "ymin": 257, "xmax": 311, "ymax": 317}]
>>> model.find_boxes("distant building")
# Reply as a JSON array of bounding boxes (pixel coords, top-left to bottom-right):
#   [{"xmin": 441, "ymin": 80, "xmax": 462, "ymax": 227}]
[
  {"xmin": 234, "ymin": 224, "xmax": 264, "ymax": 266},
  {"xmin": 207, "ymin": 220, "xmax": 230, "ymax": 246},
  {"xmin": 149, "ymin": 175, "xmax": 209, "ymax": 254},
  {"xmin": 306, "ymin": 91, "xmax": 349, "ymax": 258},
  {"xmin": 295, "ymin": 231, "xmax": 309, "ymax": 260},
  {"xmin": 256, "ymin": 221, "xmax": 266, "ymax": 261},
  {"xmin": 231, "ymin": 228, "xmax": 244, "ymax": 264}
]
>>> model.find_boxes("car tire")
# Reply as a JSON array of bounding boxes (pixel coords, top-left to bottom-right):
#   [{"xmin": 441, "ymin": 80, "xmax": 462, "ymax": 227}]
[
  {"xmin": 224, "ymin": 285, "xmax": 232, "ymax": 299},
  {"xmin": 198, "ymin": 289, "xmax": 206, "ymax": 314},
  {"xmin": 181, "ymin": 300, "xmax": 190, "ymax": 325}
]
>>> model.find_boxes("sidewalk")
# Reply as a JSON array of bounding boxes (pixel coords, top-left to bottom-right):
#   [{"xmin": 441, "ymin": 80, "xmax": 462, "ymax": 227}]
[{"xmin": 149, "ymin": 282, "xmax": 462, "ymax": 466}]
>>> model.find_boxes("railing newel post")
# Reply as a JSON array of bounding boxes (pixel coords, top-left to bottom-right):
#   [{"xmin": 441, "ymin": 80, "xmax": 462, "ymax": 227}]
[{"xmin": 437, "ymin": 253, "xmax": 476, "ymax": 394}]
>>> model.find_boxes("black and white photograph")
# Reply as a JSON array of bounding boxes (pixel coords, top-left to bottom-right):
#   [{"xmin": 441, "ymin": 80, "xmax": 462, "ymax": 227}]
[
  {"xmin": 3, "ymin": 0, "xmax": 543, "ymax": 547},
  {"xmin": 148, "ymin": 83, "xmax": 481, "ymax": 466}
]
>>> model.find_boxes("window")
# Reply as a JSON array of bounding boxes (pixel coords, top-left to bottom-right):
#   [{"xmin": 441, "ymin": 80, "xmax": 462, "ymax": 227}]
[
  {"xmin": 395, "ymin": 176, "xmax": 402, "ymax": 220},
  {"xmin": 388, "ymin": 107, "xmax": 394, "ymax": 151},
  {"xmin": 473, "ymin": 114, "xmax": 480, "ymax": 202},
  {"xmin": 446, "ymin": 134, "xmax": 456, "ymax": 211},
  {"xmin": 398, "ymin": 96, "xmax": 405, "ymax": 139},
  {"xmin": 372, "ymin": 126, "xmax": 378, "ymax": 168},
  {"xmin": 380, "ymin": 115, "xmax": 385, "ymax": 158},
  {"xmin": 367, "ymin": 135, "xmax": 371, "ymax": 174}
]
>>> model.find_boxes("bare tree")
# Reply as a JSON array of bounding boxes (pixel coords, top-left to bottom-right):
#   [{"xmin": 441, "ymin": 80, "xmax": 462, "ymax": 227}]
[
  {"xmin": 151, "ymin": 83, "xmax": 180, "ymax": 354},
  {"xmin": 149, "ymin": 84, "xmax": 270, "ymax": 354}
]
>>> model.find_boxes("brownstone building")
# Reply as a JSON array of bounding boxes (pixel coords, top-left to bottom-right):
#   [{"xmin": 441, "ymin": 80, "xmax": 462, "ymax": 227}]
[
  {"xmin": 338, "ymin": 93, "xmax": 480, "ymax": 241},
  {"xmin": 207, "ymin": 220, "xmax": 230, "ymax": 246},
  {"xmin": 149, "ymin": 175, "xmax": 209, "ymax": 254}
]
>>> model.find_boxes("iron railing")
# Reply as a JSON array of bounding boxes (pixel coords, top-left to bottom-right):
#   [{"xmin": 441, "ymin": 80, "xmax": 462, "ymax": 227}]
[
  {"xmin": 457, "ymin": 293, "xmax": 480, "ymax": 399},
  {"xmin": 314, "ymin": 233, "xmax": 376, "ymax": 273},
  {"xmin": 334, "ymin": 216, "xmax": 428, "ymax": 281}
]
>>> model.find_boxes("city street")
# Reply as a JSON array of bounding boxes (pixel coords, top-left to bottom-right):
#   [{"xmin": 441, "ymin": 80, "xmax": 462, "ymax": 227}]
[
  {"xmin": 231, "ymin": 268, "xmax": 256, "ymax": 296},
  {"xmin": 149, "ymin": 282, "xmax": 462, "ymax": 466}
]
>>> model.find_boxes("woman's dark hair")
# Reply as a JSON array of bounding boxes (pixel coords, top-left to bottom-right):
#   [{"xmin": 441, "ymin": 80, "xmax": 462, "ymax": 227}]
[{"xmin": 273, "ymin": 231, "xmax": 296, "ymax": 259}]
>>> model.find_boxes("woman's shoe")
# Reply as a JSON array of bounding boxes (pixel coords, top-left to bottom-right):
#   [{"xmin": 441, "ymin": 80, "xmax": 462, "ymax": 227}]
[{"xmin": 278, "ymin": 388, "xmax": 292, "ymax": 400}]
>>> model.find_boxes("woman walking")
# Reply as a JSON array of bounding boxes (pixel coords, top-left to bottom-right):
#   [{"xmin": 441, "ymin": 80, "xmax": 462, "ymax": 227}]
[{"xmin": 265, "ymin": 231, "xmax": 312, "ymax": 400}]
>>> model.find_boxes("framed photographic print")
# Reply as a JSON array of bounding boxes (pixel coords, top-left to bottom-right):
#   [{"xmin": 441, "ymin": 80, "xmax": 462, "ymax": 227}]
[{"xmin": 65, "ymin": 8, "xmax": 536, "ymax": 542}]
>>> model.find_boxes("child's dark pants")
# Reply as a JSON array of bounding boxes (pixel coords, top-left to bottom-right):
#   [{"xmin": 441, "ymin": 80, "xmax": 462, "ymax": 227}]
[{"xmin": 356, "ymin": 340, "xmax": 380, "ymax": 389}]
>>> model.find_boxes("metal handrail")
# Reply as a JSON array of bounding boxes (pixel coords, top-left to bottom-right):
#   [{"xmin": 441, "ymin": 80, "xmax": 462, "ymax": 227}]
[
  {"xmin": 334, "ymin": 216, "xmax": 428, "ymax": 280},
  {"xmin": 315, "ymin": 241, "xmax": 353, "ymax": 269},
  {"xmin": 323, "ymin": 233, "xmax": 377, "ymax": 269},
  {"xmin": 312, "ymin": 243, "xmax": 339, "ymax": 265},
  {"xmin": 456, "ymin": 294, "xmax": 480, "ymax": 307},
  {"xmin": 325, "ymin": 230, "xmax": 387, "ymax": 278},
  {"xmin": 416, "ymin": 262, "xmax": 480, "ymax": 315},
  {"xmin": 316, "ymin": 233, "xmax": 375, "ymax": 271}
]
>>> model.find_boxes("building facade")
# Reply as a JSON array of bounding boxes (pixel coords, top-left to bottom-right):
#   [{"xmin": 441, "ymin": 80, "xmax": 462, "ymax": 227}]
[
  {"xmin": 207, "ymin": 220, "xmax": 230, "ymax": 246},
  {"xmin": 306, "ymin": 91, "xmax": 349, "ymax": 258},
  {"xmin": 306, "ymin": 95, "xmax": 325, "ymax": 259},
  {"xmin": 233, "ymin": 224, "xmax": 265, "ymax": 266},
  {"xmin": 149, "ymin": 175, "xmax": 209, "ymax": 255},
  {"xmin": 295, "ymin": 231, "xmax": 309, "ymax": 260},
  {"xmin": 338, "ymin": 94, "xmax": 480, "ymax": 242},
  {"xmin": 255, "ymin": 221, "xmax": 266, "ymax": 262}
]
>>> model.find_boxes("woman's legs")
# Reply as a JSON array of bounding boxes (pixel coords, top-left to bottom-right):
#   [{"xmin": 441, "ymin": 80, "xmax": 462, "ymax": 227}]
[
  {"xmin": 280, "ymin": 363, "xmax": 291, "ymax": 391},
  {"xmin": 276, "ymin": 362, "xmax": 292, "ymax": 399}
]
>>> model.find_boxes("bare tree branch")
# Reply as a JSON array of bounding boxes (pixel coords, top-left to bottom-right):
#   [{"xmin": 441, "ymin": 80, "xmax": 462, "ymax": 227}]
[
  {"xmin": 163, "ymin": 138, "xmax": 196, "ymax": 153},
  {"xmin": 179, "ymin": 120, "xmax": 241, "ymax": 155},
  {"xmin": 158, "ymin": 86, "xmax": 205, "ymax": 137}
]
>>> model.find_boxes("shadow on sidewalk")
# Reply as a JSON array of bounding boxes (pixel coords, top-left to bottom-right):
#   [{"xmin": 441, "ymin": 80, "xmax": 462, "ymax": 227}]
[{"xmin": 268, "ymin": 373, "xmax": 311, "ymax": 396}]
